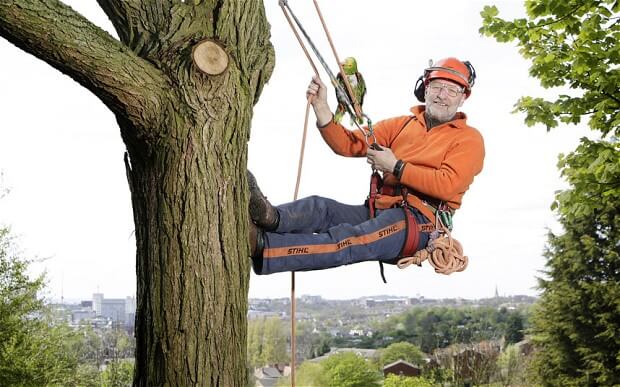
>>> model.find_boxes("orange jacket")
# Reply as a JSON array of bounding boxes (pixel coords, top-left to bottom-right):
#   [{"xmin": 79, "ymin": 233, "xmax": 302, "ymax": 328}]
[{"xmin": 319, "ymin": 105, "xmax": 485, "ymax": 222}]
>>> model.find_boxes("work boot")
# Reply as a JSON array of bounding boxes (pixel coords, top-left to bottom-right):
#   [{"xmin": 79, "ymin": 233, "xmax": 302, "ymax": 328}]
[
  {"xmin": 248, "ymin": 219, "xmax": 264, "ymax": 258},
  {"xmin": 247, "ymin": 170, "xmax": 279, "ymax": 231}
]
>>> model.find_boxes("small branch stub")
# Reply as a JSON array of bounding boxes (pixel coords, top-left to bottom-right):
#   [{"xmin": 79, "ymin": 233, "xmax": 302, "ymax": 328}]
[{"xmin": 192, "ymin": 39, "xmax": 229, "ymax": 76}]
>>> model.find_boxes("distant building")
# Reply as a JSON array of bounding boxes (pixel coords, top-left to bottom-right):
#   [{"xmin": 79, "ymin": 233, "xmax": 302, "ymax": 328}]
[
  {"xmin": 92, "ymin": 293, "xmax": 136, "ymax": 324},
  {"xmin": 408, "ymin": 297, "xmax": 421, "ymax": 305},
  {"xmin": 72, "ymin": 309, "xmax": 96, "ymax": 323},
  {"xmin": 101, "ymin": 298, "xmax": 126, "ymax": 321},
  {"xmin": 299, "ymin": 295, "xmax": 323, "ymax": 304},
  {"xmin": 81, "ymin": 300, "xmax": 93, "ymax": 308},
  {"xmin": 254, "ymin": 365, "xmax": 289, "ymax": 387},
  {"xmin": 383, "ymin": 360, "xmax": 421, "ymax": 377},
  {"xmin": 248, "ymin": 310, "xmax": 281, "ymax": 320},
  {"xmin": 92, "ymin": 293, "xmax": 104, "ymax": 315}
]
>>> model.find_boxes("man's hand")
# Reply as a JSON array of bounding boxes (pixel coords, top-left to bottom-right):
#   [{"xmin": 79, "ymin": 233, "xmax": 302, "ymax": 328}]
[
  {"xmin": 366, "ymin": 144, "xmax": 398, "ymax": 173},
  {"xmin": 306, "ymin": 76, "xmax": 332, "ymax": 126}
]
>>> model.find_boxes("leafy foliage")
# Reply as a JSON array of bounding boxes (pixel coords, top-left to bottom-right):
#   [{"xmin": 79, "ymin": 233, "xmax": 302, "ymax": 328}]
[
  {"xmin": 278, "ymin": 352, "xmax": 380, "ymax": 387},
  {"xmin": 432, "ymin": 342, "xmax": 500, "ymax": 386},
  {"xmin": 481, "ymin": 1, "xmax": 620, "ymax": 384},
  {"xmin": 247, "ymin": 317, "xmax": 289, "ymax": 367},
  {"xmin": 321, "ymin": 352, "xmax": 381, "ymax": 387},
  {"xmin": 496, "ymin": 344, "xmax": 532, "ymax": 387},
  {"xmin": 277, "ymin": 362, "xmax": 325, "ymax": 387},
  {"xmin": 0, "ymin": 227, "xmax": 79, "ymax": 385},
  {"xmin": 101, "ymin": 359, "xmax": 134, "ymax": 387},
  {"xmin": 480, "ymin": 0, "xmax": 620, "ymax": 135},
  {"xmin": 374, "ymin": 306, "xmax": 526, "ymax": 352},
  {"xmin": 383, "ymin": 374, "xmax": 435, "ymax": 387},
  {"xmin": 379, "ymin": 342, "xmax": 425, "ymax": 367},
  {"xmin": 529, "ymin": 140, "xmax": 620, "ymax": 386},
  {"xmin": 294, "ymin": 320, "xmax": 331, "ymax": 360},
  {"xmin": 504, "ymin": 311, "xmax": 525, "ymax": 345}
]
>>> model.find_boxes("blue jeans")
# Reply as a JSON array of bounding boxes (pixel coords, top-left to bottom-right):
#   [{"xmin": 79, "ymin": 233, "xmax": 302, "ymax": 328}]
[{"xmin": 252, "ymin": 195, "xmax": 430, "ymax": 275}]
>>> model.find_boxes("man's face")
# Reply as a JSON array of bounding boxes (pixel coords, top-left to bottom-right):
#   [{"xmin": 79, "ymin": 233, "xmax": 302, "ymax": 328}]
[{"xmin": 424, "ymin": 79, "xmax": 466, "ymax": 123}]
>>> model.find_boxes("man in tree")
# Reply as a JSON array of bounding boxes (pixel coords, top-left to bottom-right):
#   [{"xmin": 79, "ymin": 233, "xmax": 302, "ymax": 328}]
[{"xmin": 249, "ymin": 57, "xmax": 484, "ymax": 275}]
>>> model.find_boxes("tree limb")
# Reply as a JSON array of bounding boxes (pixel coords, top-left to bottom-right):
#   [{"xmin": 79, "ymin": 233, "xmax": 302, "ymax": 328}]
[
  {"xmin": 530, "ymin": 3, "xmax": 584, "ymax": 30},
  {"xmin": 0, "ymin": 0, "xmax": 170, "ymax": 141},
  {"xmin": 96, "ymin": 0, "xmax": 179, "ymax": 57}
]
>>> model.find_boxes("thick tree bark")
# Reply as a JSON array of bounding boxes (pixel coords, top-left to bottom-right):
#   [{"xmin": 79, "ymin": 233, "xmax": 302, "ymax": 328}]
[{"xmin": 0, "ymin": 1, "xmax": 275, "ymax": 385}]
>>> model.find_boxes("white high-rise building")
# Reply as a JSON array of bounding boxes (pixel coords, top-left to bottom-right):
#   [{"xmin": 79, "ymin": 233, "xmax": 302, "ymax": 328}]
[{"xmin": 92, "ymin": 293, "xmax": 104, "ymax": 315}]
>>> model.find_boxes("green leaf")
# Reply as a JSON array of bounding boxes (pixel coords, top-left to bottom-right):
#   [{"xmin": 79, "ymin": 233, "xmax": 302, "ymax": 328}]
[
  {"xmin": 481, "ymin": 5, "xmax": 500, "ymax": 18},
  {"xmin": 544, "ymin": 53, "xmax": 556, "ymax": 63}
]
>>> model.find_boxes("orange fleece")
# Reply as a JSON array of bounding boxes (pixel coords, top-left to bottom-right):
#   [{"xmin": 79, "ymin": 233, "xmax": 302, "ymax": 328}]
[{"xmin": 319, "ymin": 105, "xmax": 485, "ymax": 222}]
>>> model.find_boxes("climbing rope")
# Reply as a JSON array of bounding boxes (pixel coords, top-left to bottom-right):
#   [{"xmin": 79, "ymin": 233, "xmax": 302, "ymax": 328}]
[
  {"xmin": 278, "ymin": 2, "xmax": 320, "ymax": 385},
  {"xmin": 396, "ymin": 215, "xmax": 469, "ymax": 275},
  {"xmin": 278, "ymin": 2, "xmax": 377, "ymax": 385},
  {"xmin": 311, "ymin": 0, "xmax": 362, "ymax": 119},
  {"xmin": 279, "ymin": 0, "xmax": 378, "ymax": 148}
]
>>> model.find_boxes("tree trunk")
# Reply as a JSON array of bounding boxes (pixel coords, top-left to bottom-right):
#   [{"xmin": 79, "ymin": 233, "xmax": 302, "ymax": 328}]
[{"xmin": 0, "ymin": 1, "xmax": 275, "ymax": 385}]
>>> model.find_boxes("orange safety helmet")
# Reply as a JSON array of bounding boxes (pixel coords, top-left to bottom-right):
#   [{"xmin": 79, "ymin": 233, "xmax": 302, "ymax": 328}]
[{"xmin": 414, "ymin": 57, "xmax": 476, "ymax": 101}]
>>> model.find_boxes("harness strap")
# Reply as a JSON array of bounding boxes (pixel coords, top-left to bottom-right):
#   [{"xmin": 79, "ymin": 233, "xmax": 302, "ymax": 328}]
[
  {"xmin": 380, "ymin": 183, "xmax": 452, "ymax": 216},
  {"xmin": 367, "ymin": 171, "xmax": 388, "ymax": 282},
  {"xmin": 368, "ymin": 171, "xmax": 382, "ymax": 218},
  {"xmin": 398, "ymin": 188, "xmax": 420, "ymax": 258}
]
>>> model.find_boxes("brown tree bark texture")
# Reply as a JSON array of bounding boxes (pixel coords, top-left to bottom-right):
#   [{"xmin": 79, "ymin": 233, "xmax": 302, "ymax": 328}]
[{"xmin": 0, "ymin": 1, "xmax": 275, "ymax": 385}]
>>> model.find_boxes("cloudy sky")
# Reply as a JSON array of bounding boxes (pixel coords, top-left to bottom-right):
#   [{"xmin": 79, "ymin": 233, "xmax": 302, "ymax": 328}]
[{"xmin": 0, "ymin": 1, "xmax": 591, "ymax": 302}]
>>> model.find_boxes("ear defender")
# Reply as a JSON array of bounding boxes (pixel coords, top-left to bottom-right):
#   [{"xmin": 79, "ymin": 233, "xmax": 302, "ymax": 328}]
[
  {"xmin": 414, "ymin": 76, "xmax": 425, "ymax": 102},
  {"xmin": 463, "ymin": 60, "xmax": 476, "ymax": 88}
]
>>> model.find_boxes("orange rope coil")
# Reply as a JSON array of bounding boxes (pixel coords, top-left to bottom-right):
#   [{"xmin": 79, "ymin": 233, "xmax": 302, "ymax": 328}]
[{"xmin": 396, "ymin": 216, "xmax": 468, "ymax": 275}]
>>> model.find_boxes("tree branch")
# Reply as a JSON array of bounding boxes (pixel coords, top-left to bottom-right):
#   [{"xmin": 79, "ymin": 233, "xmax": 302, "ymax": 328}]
[
  {"xmin": 96, "ymin": 0, "xmax": 133, "ymax": 44},
  {"xmin": 97, "ymin": 0, "xmax": 180, "ymax": 58},
  {"xmin": 556, "ymin": 110, "xmax": 597, "ymax": 116},
  {"xmin": 601, "ymin": 91, "xmax": 620, "ymax": 105},
  {"xmin": 530, "ymin": 3, "xmax": 584, "ymax": 30},
  {"xmin": 0, "ymin": 0, "xmax": 170, "ymax": 140}
]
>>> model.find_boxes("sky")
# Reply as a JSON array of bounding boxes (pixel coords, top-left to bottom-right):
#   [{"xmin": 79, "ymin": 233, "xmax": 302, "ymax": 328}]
[{"xmin": 0, "ymin": 1, "xmax": 592, "ymax": 302}]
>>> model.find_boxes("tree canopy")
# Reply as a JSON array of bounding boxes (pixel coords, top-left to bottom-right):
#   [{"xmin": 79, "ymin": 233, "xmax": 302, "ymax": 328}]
[
  {"xmin": 379, "ymin": 342, "xmax": 425, "ymax": 367},
  {"xmin": 480, "ymin": 0, "xmax": 620, "ymax": 135},
  {"xmin": 480, "ymin": 0, "xmax": 620, "ymax": 384},
  {"xmin": 321, "ymin": 352, "xmax": 381, "ymax": 387},
  {"xmin": 383, "ymin": 374, "xmax": 434, "ymax": 387},
  {"xmin": 374, "ymin": 306, "xmax": 526, "ymax": 352},
  {"xmin": 247, "ymin": 317, "xmax": 289, "ymax": 367},
  {"xmin": 530, "ymin": 139, "xmax": 619, "ymax": 386},
  {"xmin": 280, "ymin": 352, "xmax": 381, "ymax": 387}
]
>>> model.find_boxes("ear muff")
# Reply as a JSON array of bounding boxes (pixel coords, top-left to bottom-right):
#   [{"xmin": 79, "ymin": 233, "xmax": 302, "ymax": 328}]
[
  {"xmin": 463, "ymin": 60, "xmax": 476, "ymax": 89},
  {"xmin": 414, "ymin": 76, "xmax": 425, "ymax": 102}
]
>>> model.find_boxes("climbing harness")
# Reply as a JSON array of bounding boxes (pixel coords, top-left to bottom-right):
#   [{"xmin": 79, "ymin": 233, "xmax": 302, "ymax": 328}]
[
  {"xmin": 369, "ymin": 174, "xmax": 469, "ymax": 280},
  {"xmin": 366, "ymin": 116, "xmax": 468, "ymax": 281}
]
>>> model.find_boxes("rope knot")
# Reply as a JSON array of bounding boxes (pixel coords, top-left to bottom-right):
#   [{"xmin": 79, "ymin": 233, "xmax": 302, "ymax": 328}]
[{"xmin": 396, "ymin": 215, "xmax": 468, "ymax": 275}]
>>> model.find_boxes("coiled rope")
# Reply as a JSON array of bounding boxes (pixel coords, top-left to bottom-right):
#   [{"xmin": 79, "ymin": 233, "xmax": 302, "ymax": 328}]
[{"xmin": 397, "ymin": 215, "xmax": 468, "ymax": 275}]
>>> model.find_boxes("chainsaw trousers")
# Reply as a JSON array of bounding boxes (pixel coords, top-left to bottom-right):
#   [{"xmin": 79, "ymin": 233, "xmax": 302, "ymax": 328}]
[{"xmin": 251, "ymin": 195, "xmax": 430, "ymax": 275}]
